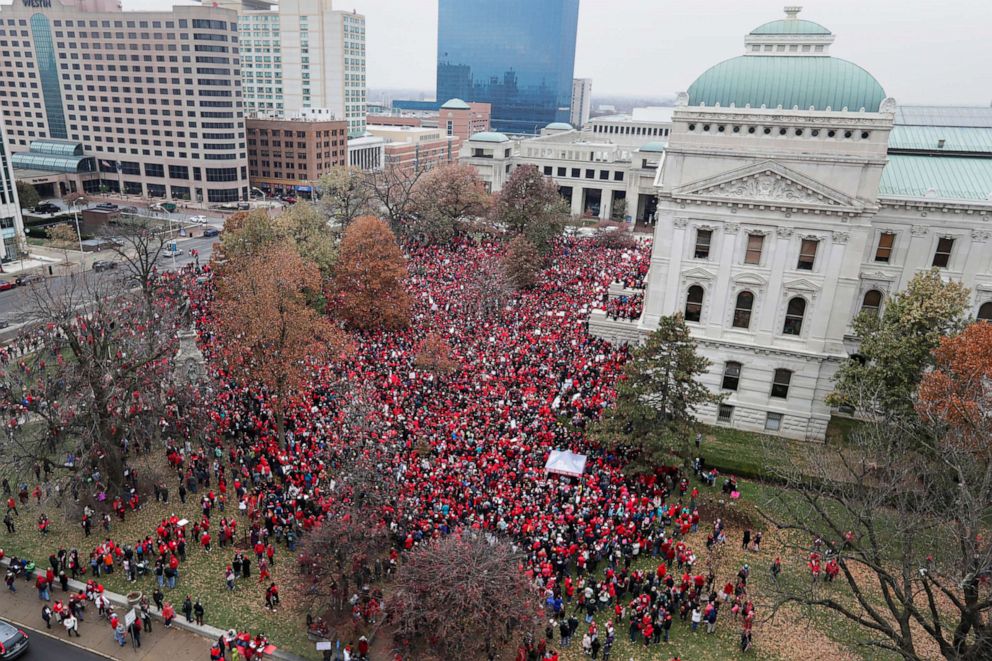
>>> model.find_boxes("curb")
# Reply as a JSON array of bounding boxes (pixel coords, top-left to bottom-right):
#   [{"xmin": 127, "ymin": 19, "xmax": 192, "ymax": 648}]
[
  {"xmin": 0, "ymin": 558, "xmax": 310, "ymax": 661},
  {"xmin": 13, "ymin": 621, "xmax": 117, "ymax": 661}
]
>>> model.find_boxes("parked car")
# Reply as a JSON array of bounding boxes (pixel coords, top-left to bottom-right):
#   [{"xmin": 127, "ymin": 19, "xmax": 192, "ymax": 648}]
[
  {"xmin": 150, "ymin": 202, "xmax": 178, "ymax": 213},
  {"xmin": 188, "ymin": 215, "xmax": 208, "ymax": 225},
  {"xmin": 203, "ymin": 227, "xmax": 221, "ymax": 238},
  {"xmin": 237, "ymin": 201, "xmax": 251, "ymax": 210},
  {"xmin": 0, "ymin": 320, "xmax": 9, "ymax": 330},
  {"xmin": 92, "ymin": 260, "xmax": 118, "ymax": 272},
  {"xmin": 0, "ymin": 281, "xmax": 15, "ymax": 292},
  {"xmin": 32, "ymin": 203, "xmax": 60, "ymax": 214},
  {"xmin": 281, "ymin": 196, "xmax": 298, "ymax": 204},
  {"xmin": 0, "ymin": 620, "xmax": 29, "ymax": 659},
  {"xmin": 95, "ymin": 202, "xmax": 118, "ymax": 210},
  {"xmin": 14, "ymin": 274, "xmax": 42, "ymax": 286}
]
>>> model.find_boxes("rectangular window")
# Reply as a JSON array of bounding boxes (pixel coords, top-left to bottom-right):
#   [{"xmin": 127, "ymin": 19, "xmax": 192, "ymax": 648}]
[
  {"xmin": 543, "ymin": 166, "xmax": 552, "ymax": 176},
  {"xmin": 744, "ymin": 233, "xmax": 764, "ymax": 265},
  {"xmin": 770, "ymin": 369, "xmax": 792, "ymax": 399},
  {"xmin": 585, "ymin": 169, "xmax": 594, "ymax": 179},
  {"xmin": 144, "ymin": 163, "xmax": 164, "ymax": 177},
  {"xmin": 797, "ymin": 238, "xmax": 818, "ymax": 270},
  {"xmin": 694, "ymin": 228, "xmax": 712, "ymax": 260},
  {"xmin": 764, "ymin": 412, "xmax": 783, "ymax": 432},
  {"xmin": 722, "ymin": 362, "xmax": 741, "ymax": 391},
  {"xmin": 874, "ymin": 232, "xmax": 895, "ymax": 263},
  {"xmin": 557, "ymin": 167, "xmax": 565, "ymax": 177},
  {"xmin": 717, "ymin": 404, "xmax": 734, "ymax": 424},
  {"xmin": 571, "ymin": 168, "xmax": 580, "ymax": 178},
  {"xmin": 932, "ymin": 237, "xmax": 954, "ymax": 268}
]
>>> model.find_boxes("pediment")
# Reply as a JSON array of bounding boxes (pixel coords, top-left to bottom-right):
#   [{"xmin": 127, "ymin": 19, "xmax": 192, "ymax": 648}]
[
  {"xmin": 733, "ymin": 272, "xmax": 768, "ymax": 286},
  {"xmin": 784, "ymin": 278, "xmax": 821, "ymax": 292},
  {"xmin": 673, "ymin": 161, "xmax": 862, "ymax": 211},
  {"xmin": 859, "ymin": 270, "xmax": 897, "ymax": 282},
  {"xmin": 682, "ymin": 266, "xmax": 716, "ymax": 280}
]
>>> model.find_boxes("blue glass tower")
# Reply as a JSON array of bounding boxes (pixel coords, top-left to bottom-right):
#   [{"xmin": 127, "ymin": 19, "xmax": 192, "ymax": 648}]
[{"xmin": 437, "ymin": 0, "xmax": 579, "ymax": 135}]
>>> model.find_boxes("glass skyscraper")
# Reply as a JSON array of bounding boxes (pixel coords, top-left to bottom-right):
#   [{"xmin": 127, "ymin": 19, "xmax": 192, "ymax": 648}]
[{"xmin": 437, "ymin": 0, "xmax": 580, "ymax": 135}]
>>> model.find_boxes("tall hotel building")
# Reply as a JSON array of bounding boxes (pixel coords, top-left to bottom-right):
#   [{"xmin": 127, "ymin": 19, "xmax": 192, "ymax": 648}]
[
  {"xmin": 237, "ymin": 0, "xmax": 367, "ymax": 138},
  {"xmin": 0, "ymin": 0, "xmax": 249, "ymax": 203}
]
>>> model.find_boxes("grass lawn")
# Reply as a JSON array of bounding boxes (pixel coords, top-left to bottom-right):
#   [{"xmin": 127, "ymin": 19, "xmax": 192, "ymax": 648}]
[{"xmin": 0, "ymin": 485, "xmax": 315, "ymax": 658}]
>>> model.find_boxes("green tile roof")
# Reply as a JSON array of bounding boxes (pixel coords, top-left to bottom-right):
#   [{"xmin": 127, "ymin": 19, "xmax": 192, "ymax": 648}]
[
  {"xmin": 688, "ymin": 56, "xmax": 886, "ymax": 112},
  {"xmin": 469, "ymin": 131, "xmax": 510, "ymax": 143},
  {"xmin": 750, "ymin": 19, "xmax": 830, "ymax": 35},
  {"xmin": 880, "ymin": 155, "xmax": 992, "ymax": 201},
  {"xmin": 888, "ymin": 126, "xmax": 992, "ymax": 154},
  {"xmin": 440, "ymin": 98, "xmax": 471, "ymax": 110}
]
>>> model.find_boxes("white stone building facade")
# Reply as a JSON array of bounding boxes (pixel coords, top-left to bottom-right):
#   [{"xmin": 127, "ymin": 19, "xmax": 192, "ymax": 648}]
[
  {"xmin": 570, "ymin": 78, "xmax": 592, "ymax": 129},
  {"xmin": 591, "ymin": 9, "xmax": 992, "ymax": 440},
  {"xmin": 239, "ymin": 0, "xmax": 366, "ymax": 138}
]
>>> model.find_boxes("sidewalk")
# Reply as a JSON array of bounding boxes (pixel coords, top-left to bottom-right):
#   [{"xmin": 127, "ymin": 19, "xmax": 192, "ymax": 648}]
[
  {"xmin": 0, "ymin": 570, "xmax": 208, "ymax": 660},
  {"xmin": 0, "ymin": 557, "xmax": 309, "ymax": 661}
]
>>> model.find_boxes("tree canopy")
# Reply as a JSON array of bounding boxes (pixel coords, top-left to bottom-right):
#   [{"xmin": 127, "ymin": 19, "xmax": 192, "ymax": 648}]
[
  {"xmin": 333, "ymin": 215, "xmax": 411, "ymax": 330},
  {"xmin": 491, "ymin": 164, "xmax": 568, "ymax": 254}
]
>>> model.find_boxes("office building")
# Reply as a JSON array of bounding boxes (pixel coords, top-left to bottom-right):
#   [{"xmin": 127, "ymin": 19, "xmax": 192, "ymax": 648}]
[
  {"xmin": 588, "ymin": 8, "xmax": 992, "ymax": 441},
  {"xmin": 365, "ymin": 125, "xmax": 460, "ymax": 174},
  {"xmin": 460, "ymin": 108, "xmax": 671, "ymax": 221},
  {"xmin": 0, "ymin": 123, "xmax": 25, "ymax": 264},
  {"xmin": 238, "ymin": 0, "xmax": 367, "ymax": 138},
  {"xmin": 347, "ymin": 135, "xmax": 385, "ymax": 171},
  {"xmin": 246, "ymin": 115, "xmax": 347, "ymax": 197},
  {"xmin": 0, "ymin": 0, "xmax": 249, "ymax": 203},
  {"xmin": 370, "ymin": 98, "xmax": 490, "ymax": 143},
  {"xmin": 436, "ymin": 0, "xmax": 579, "ymax": 134},
  {"xmin": 570, "ymin": 78, "xmax": 592, "ymax": 128}
]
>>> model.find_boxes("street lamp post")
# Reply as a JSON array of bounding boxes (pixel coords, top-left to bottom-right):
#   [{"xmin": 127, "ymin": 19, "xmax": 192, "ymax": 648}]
[{"xmin": 71, "ymin": 202, "xmax": 85, "ymax": 271}]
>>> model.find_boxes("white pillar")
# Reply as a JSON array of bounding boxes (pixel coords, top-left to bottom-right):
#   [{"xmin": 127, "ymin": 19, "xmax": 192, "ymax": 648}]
[
  {"xmin": 570, "ymin": 186, "xmax": 583, "ymax": 217},
  {"xmin": 600, "ymin": 188, "xmax": 612, "ymax": 220}
]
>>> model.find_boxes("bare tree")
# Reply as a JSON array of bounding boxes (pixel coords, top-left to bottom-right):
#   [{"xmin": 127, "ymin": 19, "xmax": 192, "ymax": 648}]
[
  {"xmin": 100, "ymin": 213, "xmax": 169, "ymax": 311},
  {"xmin": 0, "ymin": 275, "xmax": 185, "ymax": 506},
  {"xmin": 388, "ymin": 534, "xmax": 540, "ymax": 660},
  {"xmin": 761, "ymin": 410, "xmax": 992, "ymax": 660},
  {"xmin": 364, "ymin": 164, "xmax": 425, "ymax": 235}
]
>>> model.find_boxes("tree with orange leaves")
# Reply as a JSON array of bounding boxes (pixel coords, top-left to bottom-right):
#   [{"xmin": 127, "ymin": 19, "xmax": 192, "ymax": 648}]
[
  {"xmin": 917, "ymin": 321, "xmax": 992, "ymax": 445},
  {"xmin": 333, "ymin": 216, "xmax": 411, "ymax": 330},
  {"xmin": 214, "ymin": 241, "xmax": 346, "ymax": 442}
]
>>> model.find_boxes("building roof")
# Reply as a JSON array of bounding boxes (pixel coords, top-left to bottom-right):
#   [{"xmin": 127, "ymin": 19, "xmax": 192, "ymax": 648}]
[
  {"xmin": 750, "ymin": 18, "xmax": 831, "ymax": 35},
  {"xmin": 888, "ymin": 125, "xmax": 992, "ymax": 154},
  {"xmin": 639, "ymin": 142, "xmax": 666, "ymax": 153},
  {"xmin": 687, "ymin": 55, "xmax": 886, "ymax": 112},
  {"xmin": 28, "ymin": 139, "xmax": 84, "ymax": 157},
  {"xmin": 11, "ymin": 152, "xmax": 94, "ymax": 174},
  {"xmin": 879, "ymin": 155, "xmax": 992, "ymax": 202},
  {"xmin": 469, "ymin": 131, "xmax": 510, "ymax": 143},
  {"xmin": 545, "ymin": 122, "xmax": 573, "ymax": 130},
  {"xmin": 894, "ymin": 105, "xmax": 992, "ymax": 128},
  {"xmin": 440, "ymin": 98, "xmax": 471, "ymax": 110}
]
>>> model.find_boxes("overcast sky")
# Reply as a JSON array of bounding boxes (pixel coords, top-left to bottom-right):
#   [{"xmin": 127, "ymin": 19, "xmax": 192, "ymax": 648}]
[{"xmin": 126, "ymin": 0, "xmax": 992, "ymax": 105}]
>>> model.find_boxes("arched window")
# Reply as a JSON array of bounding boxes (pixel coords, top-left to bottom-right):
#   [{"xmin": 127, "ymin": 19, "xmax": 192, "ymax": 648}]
[
  {"xmin": 771, "ymin": 369, "xmax": 793, "ymax": 398},
  {"xmin": 979, "ymin": 302, "xmax": 992, "ymax": 322},
  {"xmin": 685, "ymin": 285, "xmax": 704, "ymax": 323},
  {"xmin": 722, "ymin": 362, "xmax": 742, "ymax": 391},
  {"xmin": 783, "ymin": 297, "xmax": 806, "ymax": 335},
  {"xmin": 733, "ymin": 291, "xmax": 754, "ymax": 329},
  {"xmin": 861, "ymin": 290, "xmax": 883, "ymax": 317}
]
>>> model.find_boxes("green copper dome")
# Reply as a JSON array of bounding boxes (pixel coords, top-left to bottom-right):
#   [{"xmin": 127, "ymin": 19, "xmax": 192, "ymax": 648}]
[
  {"xmin": 545, "ymin": 122, "xmax": 573, "ymax": 130},
  {"xmin": 441, "ymin": 98, "xmax": 471, "ymax": 110},
  {"xmin": 469, "ymin": 131, "xmax": 510, "ymax": 143},
  {"xmin": 687, "ymin": 56, "xmax": 886, "ymax": 112},
  {"xmin": 750, "ymin": 18, "xmax": 830, "ymax": 35}
]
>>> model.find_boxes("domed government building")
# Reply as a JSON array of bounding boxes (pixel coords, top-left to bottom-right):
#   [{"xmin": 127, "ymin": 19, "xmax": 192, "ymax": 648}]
[{"xmin": 588, "ymin": 7, "xmax": 992, "ymax": 440}]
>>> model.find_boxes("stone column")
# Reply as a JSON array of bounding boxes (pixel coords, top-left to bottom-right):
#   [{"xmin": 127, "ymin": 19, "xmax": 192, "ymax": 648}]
[
  {"xmin": 600, "ymin": 189, "xmax": 613, "ymax": 220},
  {"xmin": 570, "ymin": 186, "xmax": 584, "ymax": 217}
]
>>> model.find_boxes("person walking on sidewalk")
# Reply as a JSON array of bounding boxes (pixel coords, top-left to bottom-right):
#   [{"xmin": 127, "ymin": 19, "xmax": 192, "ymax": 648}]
[
  {"xmin": 140, "ymin": 599, "xmax": 153, "ymax": 634},
  {"xmin": 129, "ymin": 617, "xmax": 142, "ymax": 648},
  {"xmin": 63, "ymin": 612, "xmax": 80, "ymax": 637},
  {"xmin": 41, "ymin": 604, "xmax": 53, "ymax": 629}
]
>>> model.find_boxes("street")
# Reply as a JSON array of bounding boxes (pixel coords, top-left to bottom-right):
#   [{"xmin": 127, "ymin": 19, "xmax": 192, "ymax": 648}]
[
  {"xmin": 15, "ymin": 625, "xmax": 107, "ymax": 661},
  {"xmin": 0, "ymin": 233, "xmax": 220, "ymax": 325}
]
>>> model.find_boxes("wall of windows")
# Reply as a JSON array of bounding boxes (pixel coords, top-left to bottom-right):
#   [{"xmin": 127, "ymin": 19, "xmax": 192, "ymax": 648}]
[{"xmin": 30, "ymin": 13, "xmax": 68, "ymax": 139}]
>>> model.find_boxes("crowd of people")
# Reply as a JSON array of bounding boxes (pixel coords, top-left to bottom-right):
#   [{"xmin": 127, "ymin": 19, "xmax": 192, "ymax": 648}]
[
  {"xmin": 603, "ymin": 293, "xmax": 644, "ymax": 321},
  {"xmin": 0, "ymin": 235, "xmax": 771, "ymax": 659}
]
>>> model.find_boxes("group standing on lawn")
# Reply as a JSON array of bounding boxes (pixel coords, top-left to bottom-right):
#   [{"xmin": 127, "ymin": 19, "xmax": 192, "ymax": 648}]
[{"xmin": 0, "ymin": 236, "xmax": 828, "ymax": 660}]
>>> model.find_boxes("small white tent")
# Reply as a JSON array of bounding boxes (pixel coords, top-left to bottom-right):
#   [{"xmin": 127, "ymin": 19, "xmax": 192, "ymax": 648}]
[{"xmin": 544, "ymin": 450, "xmax": 587, "ymax": 477}]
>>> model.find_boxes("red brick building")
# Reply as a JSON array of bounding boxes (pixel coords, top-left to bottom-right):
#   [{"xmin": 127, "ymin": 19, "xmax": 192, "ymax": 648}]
[{"xmin": 246, "ymin": 117, "xmax": 347, "ymax": 196}]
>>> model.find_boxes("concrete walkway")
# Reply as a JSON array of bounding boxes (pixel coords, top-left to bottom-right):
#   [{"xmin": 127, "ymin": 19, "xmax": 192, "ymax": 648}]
[{"xmin": 0, "ymin": 559, "xmax": 307, "ymax": 661}]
